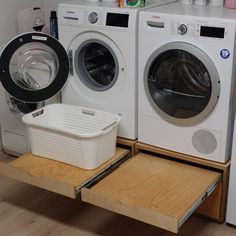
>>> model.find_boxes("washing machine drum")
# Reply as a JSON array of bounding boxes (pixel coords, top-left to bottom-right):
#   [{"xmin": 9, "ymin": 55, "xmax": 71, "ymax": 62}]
[
  {"xmin": 75, "ymin": 41, "xmax": 119, "ymax": 91},
  {"xmin": 0, "ymin": 32, "xmax": 69, "ymax": 103}
]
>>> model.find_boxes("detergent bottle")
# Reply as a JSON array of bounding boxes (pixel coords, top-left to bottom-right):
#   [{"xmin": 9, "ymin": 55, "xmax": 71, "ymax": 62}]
[
  {"xmin": 119, "ymin": 0, "xmax": 145, "ymax": 8},
  {"xmin": 224, "ymin": 0, "xmax": 236, "ymax": 8}
]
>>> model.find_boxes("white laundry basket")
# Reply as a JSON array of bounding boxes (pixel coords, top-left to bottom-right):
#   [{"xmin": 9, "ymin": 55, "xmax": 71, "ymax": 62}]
[{"xmin": 22, "ymin": 104, "xmax": 120, "ymax": 170}]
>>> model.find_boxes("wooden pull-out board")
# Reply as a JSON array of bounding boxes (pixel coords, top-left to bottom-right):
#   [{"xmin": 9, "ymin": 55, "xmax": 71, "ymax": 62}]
[
  {"xmin": 0, "ymin": 148, "xmax": 129, "ymax": 199},
  {"xmin": 82, "ymin": 153, "xmax": 221, "ymax": 233}
]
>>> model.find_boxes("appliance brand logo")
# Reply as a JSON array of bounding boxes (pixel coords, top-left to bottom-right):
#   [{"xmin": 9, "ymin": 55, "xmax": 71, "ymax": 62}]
[
  {"xmin": 220, "ymin": 49, "xmax": 230, "ymax": 59},
  {"xmin": 151, "ymin": 15, "xmax": 160, "ymax": 19}
]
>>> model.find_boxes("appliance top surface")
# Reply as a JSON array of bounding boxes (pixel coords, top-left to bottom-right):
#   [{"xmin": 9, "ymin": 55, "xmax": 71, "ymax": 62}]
[
  {"xmin": 144, "ymin": 2, "xmax": 236, "ymax": 20},
  {"xmin": 59, "ymin": 0, "xmax": 176, "ymax": 11}
]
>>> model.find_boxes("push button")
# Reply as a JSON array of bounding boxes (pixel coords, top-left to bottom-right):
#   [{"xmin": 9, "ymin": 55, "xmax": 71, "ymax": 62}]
[{"xmin": 89, "ymin": 12, "xmax": 98, "ymax": 24}]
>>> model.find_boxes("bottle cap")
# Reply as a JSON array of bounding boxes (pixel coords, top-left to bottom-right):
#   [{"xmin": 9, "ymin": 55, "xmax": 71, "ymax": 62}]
[{"xmin": 50, "ymin": 11, "xmax": 57, "ymax": 18}]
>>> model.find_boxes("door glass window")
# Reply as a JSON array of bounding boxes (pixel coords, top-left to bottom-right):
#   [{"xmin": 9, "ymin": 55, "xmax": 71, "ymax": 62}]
[
  {"xmin": 9, "ymin": 42, "xmax": 59, "ymax": 91},
  {"xmin": 147, "ymin": 49, "xmax": 212, "ymax": 119},
  {"xmin": 76, "ymin": 42, "xmax": 118, "ymax": 91}
]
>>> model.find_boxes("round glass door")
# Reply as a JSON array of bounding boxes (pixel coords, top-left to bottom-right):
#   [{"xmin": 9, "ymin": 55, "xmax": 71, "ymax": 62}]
[
  {"xmin": 0, "ymin": 33, "xmax": 69, "ymax": 103},
  {"xmin": 75, "ymin": 40, "xmax": 119, "ymax": 91},
  {"xmin": 9, "ymin": 42, "xmax": 59, "ymax": 91},
  {"xmin": 145, "ymin": 42, "xmax": 220, "ymax": 126}
]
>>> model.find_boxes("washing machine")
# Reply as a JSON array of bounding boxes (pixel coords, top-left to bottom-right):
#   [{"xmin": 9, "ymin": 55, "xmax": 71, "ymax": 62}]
[
  {"xmin": 0, "ymin": 87, "xmax": 58, "ymax": 156},
  {"xmin": 0, "ymin": 86, "xmax": 43, "ymax": 156},
  {"xmin": 0, "ymin": 32, "xmax": 69, "ymax": 156},
  {"xmin": 138, "ymin": 2, "xmax": 236, "ymax": 163},
  {"xmin": 58, "ymin": 0, "xmax": 176, "ymax": 140}
]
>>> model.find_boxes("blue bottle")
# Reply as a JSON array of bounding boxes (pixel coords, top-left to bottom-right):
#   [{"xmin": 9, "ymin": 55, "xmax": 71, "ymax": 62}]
[{"xmin": 50, "ymin": 11, "xmax": 58, "ymax": 39}]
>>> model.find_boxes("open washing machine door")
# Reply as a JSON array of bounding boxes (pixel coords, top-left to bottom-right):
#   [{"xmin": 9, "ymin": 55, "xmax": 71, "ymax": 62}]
[
  {"xmin": 0, "ymin": 32, "xmax": 69, "ymax": 103},
  {"xmin": 144, "ymin": 42, "xmax": 221, "ymax": 126}
]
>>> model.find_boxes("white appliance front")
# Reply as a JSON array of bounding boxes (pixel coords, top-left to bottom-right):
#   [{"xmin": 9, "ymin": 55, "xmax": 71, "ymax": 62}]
[
  {"xmin": 59, "ymin": 0, "xmax": 177, "ymax": 140},
  {"xmin": 138, "ymin": 3, "xmax": 236, "ymax": 163},
  {"xmin": 0, "ymin": 32, "xmax": 69, "ymax": 156},
  {"xmin": 226, "ymin": 113, "xmax": 236, "ymax": 225},
  {"xmin": 0, "ymin": 86, "xmax": 58, "ymax": 156}
]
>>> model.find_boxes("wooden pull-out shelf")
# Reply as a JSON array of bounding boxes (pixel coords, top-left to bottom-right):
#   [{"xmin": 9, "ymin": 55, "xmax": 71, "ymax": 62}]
[
  {"xmin": 135, "ymin": 142, "xmax": 230, "ymax": 223},
  {"xmin": 0, "ymin": 147, "xmax": 222, "ymax": 233},
  {"xmin": 82, "ymin": 153, "xmax": 221, "ymax": 233},
  {"xmin": 0, "ymin": 148, "xmax": 129, "ymax": 199}
]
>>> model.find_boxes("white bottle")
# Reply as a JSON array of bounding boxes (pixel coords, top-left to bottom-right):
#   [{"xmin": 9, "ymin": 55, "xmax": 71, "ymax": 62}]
[
  {"xmin": 180, "ymin": 0, "xmax": 193, "ymax": 4},
  {"xmin": 194, "ymin": 0, "xmax": 206, "ymax": 5},
  {"xmin": 225, "ymin": 0, "xmax": 236, "ymax": 8},
  {"xmin": 208, "ymin": 0, "xmax": 224, "ymax": 6}
]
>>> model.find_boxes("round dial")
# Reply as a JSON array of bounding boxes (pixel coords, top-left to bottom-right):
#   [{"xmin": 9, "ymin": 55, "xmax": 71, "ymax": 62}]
[
  {"xmin": 178, "ymin": 24, "xmax": 188, "ymax": 35},
  {"xmin": 89, "ymin": 12, "xmax": 98, "ymax": 24}
]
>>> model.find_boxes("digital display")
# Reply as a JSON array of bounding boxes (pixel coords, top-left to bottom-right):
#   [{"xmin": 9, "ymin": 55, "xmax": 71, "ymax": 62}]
[
  {"xmin": 106, "ymin": 13, "xmax": 129, "ymax": 28},
  {"xmin": 200, "ymin": 26, "xmax": 225, "ymax": 38}
]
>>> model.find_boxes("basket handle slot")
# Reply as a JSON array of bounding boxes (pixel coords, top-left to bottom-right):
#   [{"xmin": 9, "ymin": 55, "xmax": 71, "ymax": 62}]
[
  {"xmin": 81, "ymin": 109, "xmax": 95, "ymax": 116},
  {"xmin": 32, "ymin": 109, "xmax": 44, "ymax": 118}
]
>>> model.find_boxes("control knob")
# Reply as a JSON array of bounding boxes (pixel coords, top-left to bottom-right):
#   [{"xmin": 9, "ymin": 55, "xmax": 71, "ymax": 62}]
[
  {"xmin": 178, "ymin": 24, "xmax": 188, "ymax": 35},
  {"xmin": 89, "ymin": 12, "xmax": 98, "ymax": 24}
]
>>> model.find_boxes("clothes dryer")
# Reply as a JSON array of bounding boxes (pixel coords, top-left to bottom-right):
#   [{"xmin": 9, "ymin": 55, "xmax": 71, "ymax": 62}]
[
  {"xmin": 0, "ymin": 32, "xmax": 69, "ymax": 156},
  {"xmin": 59, "ymin": 0, "xmax": 176, "ymax": 140},
  {"xmin": 138, "ymin": 2, "xmax": 236, "ymax": 162}
]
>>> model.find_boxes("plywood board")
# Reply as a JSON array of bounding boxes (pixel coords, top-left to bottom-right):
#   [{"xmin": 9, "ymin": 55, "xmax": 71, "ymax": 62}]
[
  {"xmin": 0, "ymin": 148, "xmax": 129, "ymax": 198},
  {"xmin": 135, "ymin": 142, "xmax": 230, "ymax": 170},
  {"xmin": 117, "ymin": 138, "xmax": 137, "ymax": 156},
  {"xmin": 82, "ymin": 153, "xmax": 221, "ymax": 233},
  {"xmin": 117, "ymin": 138, "xmax": 137, "ymax": 147},
  {"xmin": 196, "ymin": 183, "xmax": 222, "ymax": 220}
]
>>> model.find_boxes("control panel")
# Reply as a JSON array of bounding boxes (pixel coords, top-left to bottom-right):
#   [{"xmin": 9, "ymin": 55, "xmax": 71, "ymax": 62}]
[
  {"xmin": 84, "ymin": 10, "xmax": 104, "ymax": 25},
  {"xmin": 174, "ymin": 23, "xmax": 227, "ymax": 39},
  {"xmin": 140, "ymin": 11, "xmax": 234, "ymax": 44},
  {"xmin": 172, "ymin": 20, "xmax": 229, "ymax": 39},
  {"xmin": 58, "ymin": 5, "xmax": 135, "ymax": 31}
]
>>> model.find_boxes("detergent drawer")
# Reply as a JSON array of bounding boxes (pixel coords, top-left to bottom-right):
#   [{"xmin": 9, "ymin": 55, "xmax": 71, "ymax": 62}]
[{"xmin": 81, "ymin": 152, "xmax": 222, "ymax": 233}]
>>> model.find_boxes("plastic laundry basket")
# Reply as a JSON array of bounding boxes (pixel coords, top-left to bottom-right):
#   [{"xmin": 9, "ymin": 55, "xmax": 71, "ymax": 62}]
[{"xmin": 22, "ymin": 104, "xmax": 121, "ymax": 170}]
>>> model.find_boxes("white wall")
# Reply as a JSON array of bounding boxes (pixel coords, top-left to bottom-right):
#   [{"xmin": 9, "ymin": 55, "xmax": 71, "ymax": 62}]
[
  {"xmin": 44, "ymin": 0, "xmax": 64, "ymax": 18},
  {"xmin": 0, "ymin": 0, "xmax": 72, "ymax": 45},
  {"xmin": 0, "ymin": 0, "xmax": 45, "ymax": 46},
  {"xmin": 44, "ymin": 0, "xmax": 72, "ymax": 15}
]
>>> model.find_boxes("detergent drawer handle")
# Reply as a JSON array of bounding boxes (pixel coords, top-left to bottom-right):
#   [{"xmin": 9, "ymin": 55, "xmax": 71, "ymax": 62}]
[
  {"xmin": 147, "ymin": 21, "xmax": 165, "ymax": 28},
  {"xmin": 63, "ymin": 16, "xmax": 79, "ymax": 21}
]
